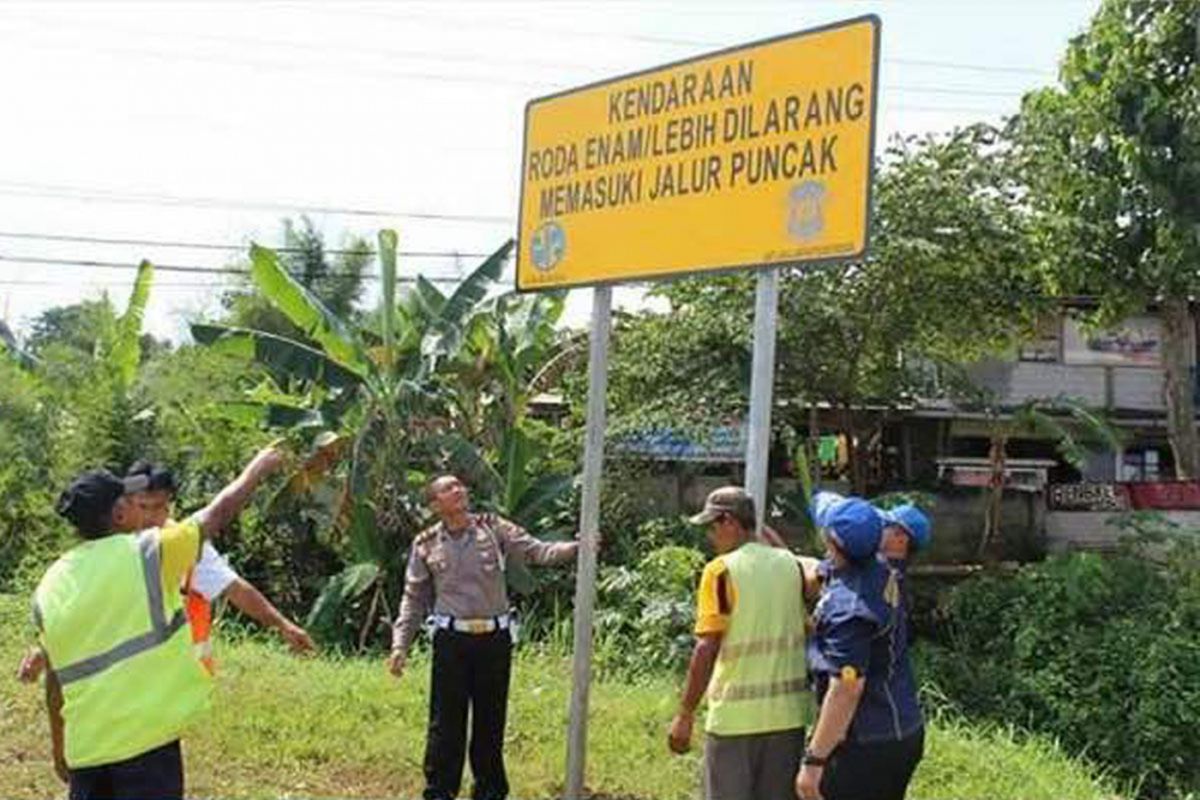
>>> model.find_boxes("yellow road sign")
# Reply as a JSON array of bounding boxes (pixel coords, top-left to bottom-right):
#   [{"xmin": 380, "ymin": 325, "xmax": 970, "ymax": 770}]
[{"xmin": 517, "ymin": 15, "xmax": 880, "ymax": 291}]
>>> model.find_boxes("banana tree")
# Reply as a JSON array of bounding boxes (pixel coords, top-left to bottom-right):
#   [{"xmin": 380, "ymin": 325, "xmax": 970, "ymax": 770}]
[
  {"xmin": 0, "ymin": 319, "xmax": 36, "ymax": 369},
  {"xmin": 978, "ymin": 396, "xmax": 1124, "ymax": 560},
  {"xmin": 192, "ymin": 232, "xmax": 524, "ymax": 647}
]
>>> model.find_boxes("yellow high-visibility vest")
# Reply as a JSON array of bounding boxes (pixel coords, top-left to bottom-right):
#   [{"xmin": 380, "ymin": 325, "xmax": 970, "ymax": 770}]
[
  {"xmin": 34, "ymin": 531, "xmax": 211, "ymax": 768},
  {"xmin": 705, "ymin": 541, "xmax": 814, "ymax": 736}
]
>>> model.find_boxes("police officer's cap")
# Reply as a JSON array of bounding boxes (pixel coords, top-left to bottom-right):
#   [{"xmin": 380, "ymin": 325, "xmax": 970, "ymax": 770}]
[
  {"xmin": 883, "ymin": 503, "xmax": 932, "ymax": 551},
  {"xmin": 815, "ymin": 496, "xmax": 882, "ymax": 561}
]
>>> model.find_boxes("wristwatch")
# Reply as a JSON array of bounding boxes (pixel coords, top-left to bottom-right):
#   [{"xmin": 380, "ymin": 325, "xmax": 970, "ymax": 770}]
[{"xmin": 802, "ymin": 749, "xmax": 829, "ymax": 767}]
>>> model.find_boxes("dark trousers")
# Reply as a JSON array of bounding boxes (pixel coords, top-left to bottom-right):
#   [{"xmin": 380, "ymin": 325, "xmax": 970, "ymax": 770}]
[
  {"xmin": 822, "ymin": 728, "xmax": 925, "ymax": 800},
  {"xmin": 68, "ymin": 740, "xmax": 183, "ymax": 800},
  {"xmin": 704, "ymin": 727, "xmax": 805, "ymax": 800},
  {"xmin": 424, "ymin": 628, "xmax": 513, "ymax": 800}
]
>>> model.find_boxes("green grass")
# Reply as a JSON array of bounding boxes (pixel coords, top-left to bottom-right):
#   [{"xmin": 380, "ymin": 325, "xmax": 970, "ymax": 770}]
[{"xmin": 0, "ymin": 594, "xmax": 1121, "ymax": 799}]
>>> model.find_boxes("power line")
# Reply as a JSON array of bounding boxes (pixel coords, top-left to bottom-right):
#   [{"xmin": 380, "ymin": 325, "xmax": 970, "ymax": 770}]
[
  {"xmin": 0, "ymin": 254, "xmax": 476, "ymax": 282},
  {"xmin": 5, "ymin": 15, "xmax": 1043, "ymax": 90},
  {"xmin": 0, "ymin": 230, "xmax": 493, "ymax": 259},
  {"xmin": 0, "ymin": 275, "xmax": 467, "ymax": 288},
  {"xmin": 334, "ymin": 7, "xmax": 1057, "ymax": 77},
  {"xmin": 0, "ymin": 32, "xmax": 1028, "ymax": 113},
  {"xmin": 0, "ymin": 180, "xmax": 515, "ymax": 224}
]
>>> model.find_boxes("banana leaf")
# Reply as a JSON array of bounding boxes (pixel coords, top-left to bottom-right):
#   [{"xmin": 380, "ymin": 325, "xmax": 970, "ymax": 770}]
[
  {"xmin": 110, "ymin": 260, "xmax": 153, "ymax": 387},
  {"xmin": 306, "ymin": 562, "xmax": 380, "ymax": 633},
  {"xmin": 378, "ymin": 229, "xmax": 398, "ymax": 364},
  {"xmin": 249, "ymin": 244, "xmax": 371, "ymax": 375},
  {"xmin": 438, "ymin": 239, "xmax": 512, "ymax": 332},
  {"xmin": 191, "ymin": 323, "xmax": 365, "ymax": 388}
]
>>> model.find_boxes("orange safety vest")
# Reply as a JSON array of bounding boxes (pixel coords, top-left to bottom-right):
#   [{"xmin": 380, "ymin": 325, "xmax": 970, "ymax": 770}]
[{"xmin": 183, "ymin": 568, "xmax": 215, "ymax": 675}]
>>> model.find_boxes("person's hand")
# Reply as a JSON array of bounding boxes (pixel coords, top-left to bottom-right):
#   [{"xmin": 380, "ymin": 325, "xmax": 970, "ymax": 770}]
[
  {"xmin": 574, "ymin": 532, "xmax": 602, "ymax": 555},
  {"xmin": 667, "ymin": 711, "xmax": 694, "ymax": 754},
  {"xmin": 387, "ymin": 649, "xmax": 406, "ymax": 678},
  {"xmin": 795, "ymin": 764, "xmax": 824, "ymax": 800},
  {"xmin": 279, "ymin": 622, "xmax": 316, "ymax": 655},
  {"xmin": 17, "ymin": 647, "xmax": 46, "ymax": 683},
  {"xmin": 249, "ymin": 445, "xmax": 288, "ymax": 479}
]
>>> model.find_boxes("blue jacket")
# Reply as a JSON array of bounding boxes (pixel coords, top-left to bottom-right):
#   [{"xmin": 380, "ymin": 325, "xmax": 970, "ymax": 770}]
[{"xmin": 808, "ymin": 557, "xmax": 924, "ymax": 744}]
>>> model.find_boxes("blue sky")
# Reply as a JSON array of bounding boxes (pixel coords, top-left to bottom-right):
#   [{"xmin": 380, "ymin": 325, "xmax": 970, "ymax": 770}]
[{"xmin": 0, "ymin": 0, "xmax": 1099, "ymax": 338}]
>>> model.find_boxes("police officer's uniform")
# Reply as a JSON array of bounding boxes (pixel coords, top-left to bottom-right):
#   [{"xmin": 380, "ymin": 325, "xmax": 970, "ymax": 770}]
[
  {"xmin": 808, "ymin": 556, "xmax": 925, "ymax": 800},
  {"xmin": 392, "ymin": 512, "xmax": 576, "ymax": 800}
]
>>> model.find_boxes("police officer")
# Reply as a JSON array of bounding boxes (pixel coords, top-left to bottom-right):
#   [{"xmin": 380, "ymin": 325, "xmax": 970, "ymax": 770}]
[
  {"xmin": 389, "ymin": 475, "xmax": 588, "ymax": 800},
  {"xmin": 34, "ymin": 446, "xmax": 284, "ymax": 800},
  {"xmin": 796, "ymin": 495, "xmax": 925, "ymax": 800}
]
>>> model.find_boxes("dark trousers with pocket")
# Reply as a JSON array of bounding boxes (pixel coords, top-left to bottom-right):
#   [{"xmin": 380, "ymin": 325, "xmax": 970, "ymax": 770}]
[
  {"xmin": 424, "ymin": 628, "xmax": 513, "ymax": 800},
  {"xmin": 68, "ymin": 740, "xmax": 184, "ymax": 800},
  {"xmin": 822, "ymin": 727, "xmax": 925, "ymax": 800}
]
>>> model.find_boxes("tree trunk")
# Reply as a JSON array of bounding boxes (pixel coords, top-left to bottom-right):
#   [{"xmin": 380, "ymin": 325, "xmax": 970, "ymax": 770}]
[
  {"xmin": 979, "ymin": 431, "xmax": 1007, "ymax": 562},
  {"xmin": 841, "ymin": 407, "xmax": 867, "ymax": 495},
  {"xmin": 1161, "ymin": 297, "xmax": 1198, "ymax": 479}
]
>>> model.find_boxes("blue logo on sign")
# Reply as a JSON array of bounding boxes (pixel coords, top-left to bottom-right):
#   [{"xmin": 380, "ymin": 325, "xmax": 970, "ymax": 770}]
[
  {"xmin": 531, "ymin": 221, "xmax": 566, "ymax": 273},
  {"xmin": 787, "ymin": 181, "xmax": 827, "ymax": 241}
]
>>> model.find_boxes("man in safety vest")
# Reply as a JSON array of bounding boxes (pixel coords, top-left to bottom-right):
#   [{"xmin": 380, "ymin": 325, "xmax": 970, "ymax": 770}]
[
  {"xmin": 668, "ymin": 486, "xmax": 816, "ymax": 800},
  {"xmin": 33, "ymin": 445, "xmax": 284, "ymax": 800},
  {"xmin": 18, "ymin": 461, "xmax": 314, "ymax": 682},
  {"xmin": 127, "ymin": 461, "xmax": 315, "ymax": 672}
]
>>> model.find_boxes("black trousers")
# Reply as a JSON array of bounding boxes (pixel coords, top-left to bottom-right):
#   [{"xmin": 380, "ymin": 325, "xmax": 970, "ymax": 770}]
[
  {"xmin": 424, "ymin": 628, "xmax": 513, "ymax": 800},
  {"xmin": 822, "ymin": 728, "xmax": 925, "ymax": 800},
  {"xmin": 68, "ymin": 740, "xmax": 183, "ymax": 800}
]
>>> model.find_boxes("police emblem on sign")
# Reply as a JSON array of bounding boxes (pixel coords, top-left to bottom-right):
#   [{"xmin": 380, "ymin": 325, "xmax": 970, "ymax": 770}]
[
  {"xmin": 787, "ymin": 181, "xmax": 827, "ymax": 241},
  {"xmin": 530, "ymin": 221, "xmax": 566, "ymax": 273}
]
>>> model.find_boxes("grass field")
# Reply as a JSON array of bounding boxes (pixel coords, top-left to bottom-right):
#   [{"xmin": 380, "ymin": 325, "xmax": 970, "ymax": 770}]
[{"xmin": 0, "ymin": 594, "xmax": 1120, "ymax": 799}]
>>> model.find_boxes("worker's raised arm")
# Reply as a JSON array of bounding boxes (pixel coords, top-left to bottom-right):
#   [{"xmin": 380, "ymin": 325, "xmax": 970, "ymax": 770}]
[{"xmin": 194, "ymin": 446, "xmax": 286, "ymax": 539}]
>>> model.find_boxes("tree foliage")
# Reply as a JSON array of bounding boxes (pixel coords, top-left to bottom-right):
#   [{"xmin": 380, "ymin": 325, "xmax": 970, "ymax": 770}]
[
  {"xmin": 1011, "ymin": 0, "xmax": 1200, "ymax": 475},
  {"xmin": 221, "ymin": 217, "xmax": 372, "ymax": 340},
  {"xmin": 597, "ymin": 126, "xmax": 1041, "ymax": 491}
]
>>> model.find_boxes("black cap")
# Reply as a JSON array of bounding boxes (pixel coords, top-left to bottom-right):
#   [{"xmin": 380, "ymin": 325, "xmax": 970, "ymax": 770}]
[
  {"xmin": 56, "ymin": 469, "xmax": 148, "ymax": 538},
  {"xmin": 126, "ymin": 460, "xmax": 178, "ymax": 496}
]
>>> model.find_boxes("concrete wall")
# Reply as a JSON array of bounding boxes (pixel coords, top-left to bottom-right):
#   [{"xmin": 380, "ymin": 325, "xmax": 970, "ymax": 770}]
[
  {"xmin": 967, "ymin": 359, "xmax": 1166, "ymax": 411},
  {"xmin": 1046, "ymin": 510, "xmax": 1200, "ymax": 553}
]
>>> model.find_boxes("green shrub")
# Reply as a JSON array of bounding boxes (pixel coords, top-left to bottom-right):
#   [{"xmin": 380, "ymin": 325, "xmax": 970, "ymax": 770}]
[
  {"xmin": 924, "ymin": 541, "xmax": 1200, "ymax": 798},
  {"xmin": 595, "ymin": 543, "xmax": 706, "ymax": 677}
]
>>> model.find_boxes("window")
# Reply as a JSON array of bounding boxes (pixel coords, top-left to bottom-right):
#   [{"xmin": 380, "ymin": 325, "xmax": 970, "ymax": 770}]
[{"xmin": 1121, "ymin": 448, "xmax": 1161, "ymax": 482}]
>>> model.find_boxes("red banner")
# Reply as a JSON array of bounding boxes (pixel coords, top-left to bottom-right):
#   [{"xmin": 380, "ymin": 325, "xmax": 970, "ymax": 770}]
[{"xmin": 1124, "ymin": 481, "xmax": 1200, "ymax": 510}]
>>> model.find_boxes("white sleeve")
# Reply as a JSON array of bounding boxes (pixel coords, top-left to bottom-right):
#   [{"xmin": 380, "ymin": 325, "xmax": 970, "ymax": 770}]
[{"xmin": 189, "ymin": 541, "xmax": 240, "ymax": 602}]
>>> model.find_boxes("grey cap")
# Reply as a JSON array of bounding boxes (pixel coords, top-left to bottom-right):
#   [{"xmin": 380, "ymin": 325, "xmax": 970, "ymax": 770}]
[{"xmin": 689, "ymin": 486, "xmax": 755, "ymax": 525}]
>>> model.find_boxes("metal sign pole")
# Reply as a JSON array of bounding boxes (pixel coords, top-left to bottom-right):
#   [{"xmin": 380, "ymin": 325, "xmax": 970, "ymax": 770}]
[
  {"xmin": 745, "ymin": 268, "xmax": 781, "ymax": 532},
  {"xmin": 564, "ymin": 285, "xmax": 612, "ymax": 799}
]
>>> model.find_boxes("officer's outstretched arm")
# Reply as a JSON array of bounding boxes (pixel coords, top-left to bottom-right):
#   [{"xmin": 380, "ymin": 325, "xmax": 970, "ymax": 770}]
[{"xmin": 194, "ymin": 446, "xmax": 286, "ymax": 539}]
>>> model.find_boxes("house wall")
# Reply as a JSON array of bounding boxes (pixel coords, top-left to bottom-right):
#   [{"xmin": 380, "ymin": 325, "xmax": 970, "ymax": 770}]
[
  {"xmin": 967, "ymin": 359, "xmax": 1167, "ymax": 411},
  {"xmin": 1046, "ymin": 510, "xmax": 1200, "ymax": 553}
]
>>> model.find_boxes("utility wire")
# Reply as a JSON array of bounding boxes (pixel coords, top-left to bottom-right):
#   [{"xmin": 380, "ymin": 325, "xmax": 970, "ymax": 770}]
[
  {"xmin": 2, "ymin": 17, "xmax": 1034, "ymax": 96},
  {"xmin": 0, "ymin": 254, "xmax": 477, "ymax": 281},
  {"xmin": 0, "ymin": 180, "xmax": 515, "ymax": 224},
  {"xmin": 0, "ymin": 230, "xmax": 493, "ymax": 259},
  {"xmin": 330, "ymin": 7, "xmax": 1058, "ymax": 77}
]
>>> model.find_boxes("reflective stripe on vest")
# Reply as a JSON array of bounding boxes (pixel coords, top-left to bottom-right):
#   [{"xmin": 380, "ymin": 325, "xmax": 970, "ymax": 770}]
[
  {"xmin": 705, "ymin": 542, "xmax": 814, "ymax": 736},
  {"xmin": 36, "ymin": 527, "xmax": 212, "ymax": 769},
  {"xmin": 52, "ymin": 532, "xmax": 185, "ymax": 685}
]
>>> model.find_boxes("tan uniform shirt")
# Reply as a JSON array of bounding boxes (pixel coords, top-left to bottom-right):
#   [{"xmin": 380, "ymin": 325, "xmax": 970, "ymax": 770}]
[{"xmin": 391, "ymin": 512, "xmax": 576, "ymax": 655}]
